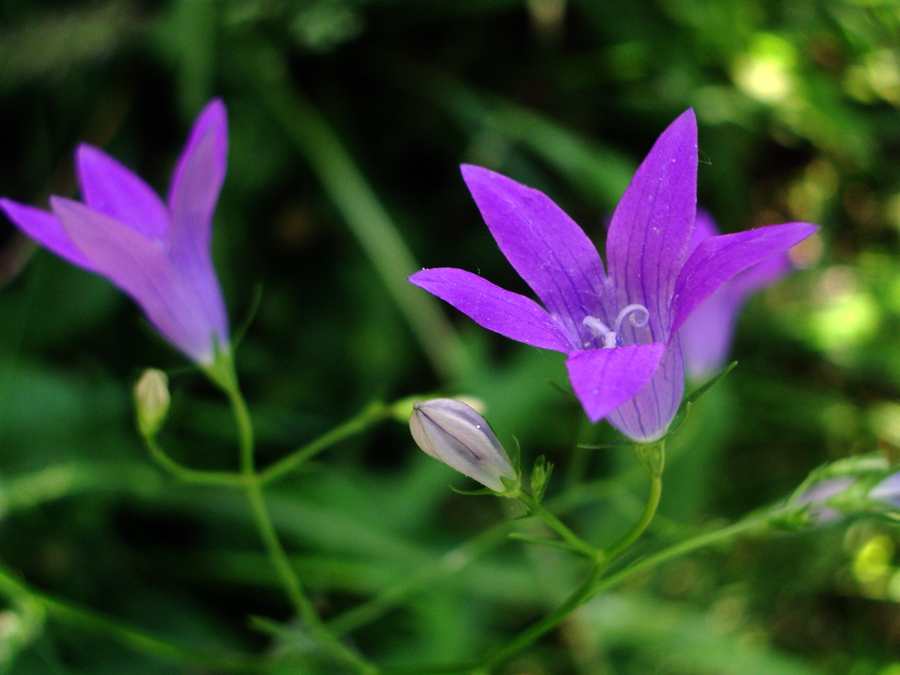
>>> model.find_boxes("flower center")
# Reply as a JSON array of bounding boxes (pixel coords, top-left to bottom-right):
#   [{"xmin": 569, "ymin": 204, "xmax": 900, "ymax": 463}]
[{"xmin": 583, "ymin": 304, "xmax": 650, "ymax": 349}]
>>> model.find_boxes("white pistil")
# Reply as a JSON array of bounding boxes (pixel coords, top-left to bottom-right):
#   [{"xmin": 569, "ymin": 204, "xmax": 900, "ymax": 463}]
[{"xmin": 583, "ymin": 304, "xmax": 650, "ymax": 349}]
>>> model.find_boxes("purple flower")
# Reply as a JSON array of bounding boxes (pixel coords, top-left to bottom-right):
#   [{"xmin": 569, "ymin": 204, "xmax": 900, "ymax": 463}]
[
  {"xmin": 680, "ymin": 210, "xmax": 794, "ymax": 380},
  {"xmin": 409, "ymin": 110, "xmax": 816, "ymax": 442},
  {"xmin": 869, "ymin": 472, "xmax": 900, "ymax": 508},
  {"xmin": 409, "ymin": 398, "xmax": 517, "ymax": 492},
  {"xmin": 792, "ymin": 477, "xmax": 856, "ymax": 524},
  {"xmin": 0, "ymin": 99, "xmax": 230, "ymax": 365}
]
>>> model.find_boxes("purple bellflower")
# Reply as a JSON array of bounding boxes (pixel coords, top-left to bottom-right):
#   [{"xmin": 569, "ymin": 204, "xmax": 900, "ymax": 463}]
[
  {"xmin": 409, "ymin": 110, "xmax": 817, "ymax": 442},
  {"xmin": 680, "ymin": 210, "xmax": 794, "ymax": 380},
  {"xmin": 0, "ymin": 99, "xmax": 230, "ymax": 365}
]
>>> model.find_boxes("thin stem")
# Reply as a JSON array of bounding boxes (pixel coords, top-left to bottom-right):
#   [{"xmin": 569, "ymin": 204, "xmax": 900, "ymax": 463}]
[
  {"xmin": 516, "ymin": 492, "xmax": 598, "ymax": 559},
  {"xmin": 259, "ymin": 401, "xmax": 391, "ymax": 485},
  {"xmin": 601, "ymin": 469, "xmax": 663, "ymax": 565},
  {"xmin": 588, "ymin": 515, "xmax": 766, "ymax": 599},
  {"xmin": 0, "ymin": 563, "xmax": 263, "ymax": 672},
  {"xmin": 143, "ymin": 434, "xmax": 244, "ymax": 487},
  {"xmin": 329, "ymin": 521, "xmax": 515, "ymax": 636},
  {"xmin": 479, "ymin": 561, "xmax": 605, "ymax": 672},
  {"xmin": 217, "ymin": 366, "xmax": 378, "ymax": 675}
]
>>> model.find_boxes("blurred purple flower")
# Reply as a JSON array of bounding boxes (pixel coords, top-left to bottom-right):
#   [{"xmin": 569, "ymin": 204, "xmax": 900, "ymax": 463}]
[
  {"xmin": 1, "ymin": 99, "xmax": 230, "ymax": 365},
  {"xmin": 793, "ymin": 477, "xmax": 856, "ymax": 524},
  {"xmin": 869, "ymin": 472, "xmax": 900, "ymax": 508},
  {"xmin": 680, "ymin": 211, "xmax": 794, "ymax": 380},
  {"xmin": 410, "ymin": 110, "xmax": 816, "ymax": 442}
]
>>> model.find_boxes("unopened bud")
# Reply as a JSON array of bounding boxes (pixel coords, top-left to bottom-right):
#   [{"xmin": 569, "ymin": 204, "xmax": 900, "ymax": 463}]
[
  {"xmin": 409, "ymin": 398, "xmax": 516, "ymax": 492},
  {"xmin": 135, "ymin": 369, "xmax": 170, "ymax": 438}
]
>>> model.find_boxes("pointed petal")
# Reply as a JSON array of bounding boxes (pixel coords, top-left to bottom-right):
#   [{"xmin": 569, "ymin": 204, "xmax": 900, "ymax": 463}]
[
  {"xmin": 606, "ymin": 109, "xmax": 698, "ymax": 340},
  {"xmin": 167, "ymin": 98, "xmax": 228, "ymax": 256},
  {"xmin": 680, "ymin": 210, "xmax": 794, "ymax": 379},
  {"xmin": 565, "ymin": 343, "xmax": 665, "ymax": 423},
  {"xmin": 679, "ymin": 288, "xmax": 743, "ymax": 380},
  {"xmin": 671, "ymin": 221, "xmax": 817, "ymax": 337},
  {"xmin": 76, "ymin": 144, "xmax": 170, "ymax": 241},
  {"xmin": 410, "ymin": 267, "xmax": 573, "ymax": 352},
  {"xmin": 606, "ymin": 338, "xmax": 685, "ymax": 442},
  {"xmin": 460, "ymin": 165, "xmax": 607, "ymax": 341},
  {"xmin": 0, "ymin": 198, "xmax": 98, "ymax": 271},
  {"xmin": 50, "ymin": 196, "xmax": 226, "ymax": 363}
]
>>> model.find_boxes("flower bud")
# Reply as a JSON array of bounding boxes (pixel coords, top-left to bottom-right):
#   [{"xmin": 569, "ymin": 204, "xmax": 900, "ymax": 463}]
[
  {"xmin": 792, "ymin": 477, "xmax": 855, "ymax": 524},
  {"xmin": 134, "ymin": 369, "xmax": 170, "ymax": 438},
  {"xmin": 409, "ymin": 398, "xmax": 516, "ymax": 492}
]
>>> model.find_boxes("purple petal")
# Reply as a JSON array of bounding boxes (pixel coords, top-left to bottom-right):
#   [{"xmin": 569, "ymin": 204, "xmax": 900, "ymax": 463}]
[
  {"xmin": 605, "ymin": 338, "xmax": 685, "ymax": 442},
  {"xmin": 871, "ymin": 473, "xmax": 900, "ymax": 508},
  {"xmin": 680, "ymin": 210, "xmax": 794, "ymax": 379},
  {"xmin": 460, "ymin": 165, "xmax": 607, "ymax": 342},
  {"xmin": 167, "ymin": 98, "xmax": 228, "ymax": 257},
  {"xmin": 0, "ymin": 198, "xmax": 98, "ymax": 271},
  {"xmin": 671, "ymin": 222, "xmax": 817, "ymax": 337},
  {"xmin": 679, "ymin": 288, "xmax": 743, "ymax": 380},
  {"xmin": 409, "ymin": 268, "xmax": 573, "ymax": 352},
  {"xmin": 565, "ymin": 343, "xmax": 665, "ymax": 424},
  {"xmin": 50, "ymin": 196, "xmax": 226, "ymax": 363},
  {"xmin": 76, "ymin": 144, "xmax": 170, "ymax": 241},
  {"xmin": 606, "ymin": 109, "xmax": 697, "ymax": 342}
]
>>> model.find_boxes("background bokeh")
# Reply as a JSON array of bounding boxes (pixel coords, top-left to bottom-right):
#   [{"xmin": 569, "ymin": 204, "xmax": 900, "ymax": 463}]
[{"xmin": 1, "ymin": 0, "xmax": 900, "ymax": 673}]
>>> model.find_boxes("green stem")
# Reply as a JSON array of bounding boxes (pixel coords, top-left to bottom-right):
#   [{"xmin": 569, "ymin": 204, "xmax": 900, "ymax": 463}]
[
  {"xmin": 143, "ymin": 434, "xmax": 244, "ymax": 487},
  {"xmin": 259, "ymin": 401, "xmax": 391, "ymax": 485},
  {"xmin": 588, "ymin": 515, "xmax": 766, "ymax": 600},
  {"xmin": 0, "ymin": 563, "xmax": 263, "ymax": 672},
  {"xmin": 516, "ymin": 492, "xmax": 598, "ymax": 559},
  {"xmin": 601, "ymin": 469, "xmax": 663, "ymax": 565},
  {"xmin": 480, "ymin": 561, "xmax": 605, "ymax": 672},
  {"xmin": 216, "ymin": 363, "xmax": 378, "ymax": 675}
]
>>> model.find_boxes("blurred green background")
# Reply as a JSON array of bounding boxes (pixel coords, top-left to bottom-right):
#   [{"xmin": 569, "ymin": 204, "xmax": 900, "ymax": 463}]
[{"xmin": 1, "ymin": 0, "xmax": 900, "ymax": 673}]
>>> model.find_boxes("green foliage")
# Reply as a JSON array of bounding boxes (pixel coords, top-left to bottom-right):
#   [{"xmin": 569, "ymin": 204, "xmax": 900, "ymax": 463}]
[{"xmin": 2, "ymin": 0, "xmax": 900, "ymax": 672}]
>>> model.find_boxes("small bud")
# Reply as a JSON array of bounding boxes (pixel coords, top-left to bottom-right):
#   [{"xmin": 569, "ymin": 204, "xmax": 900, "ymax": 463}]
[
  {"xmin": 791, "ymin": 477, "xmax": 856, "ymax": 524},
  {"xmin": 530, "ymin": 455, "xmax": 553, "ymax": 503},
  {"xmin": 870, "ymin": 472, "xmax": 900, "ymax": 508},
  {"xmin": 135, "ymin": 369, "xmax": 170, "ymax": 438},
  {"xmin": 409, "ymin": 398, "xmax": 516, "ymax": 492}
]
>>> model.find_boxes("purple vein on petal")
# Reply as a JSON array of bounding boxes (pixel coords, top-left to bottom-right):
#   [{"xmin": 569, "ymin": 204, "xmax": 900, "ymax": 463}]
[
  {"xmin": 461, "ymin": 165, "xmax": 607, "ymax": 342},
  {"xmin": 670, "ymin": 221, "xmax": 818, "ymax": 336},
  {"xmin": 565, "ymin": 343, "xmax": 665, "ymax": 423},
  {"xmin": 606, "ymin": 109, "xmax": 697, "ymax": 341},
  {"xmin": 409, "ymin": 268, "xmax": 573, "ymax": 352}
]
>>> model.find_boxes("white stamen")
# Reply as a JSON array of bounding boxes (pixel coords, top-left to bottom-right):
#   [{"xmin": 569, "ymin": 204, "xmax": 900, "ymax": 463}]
[
  {"xmin": 582, "ymin": 303, "xmax": 650, "ymax": 350},
  {"xmin": 614, "ymin": 304, "xmax": 650, "ymax": 333}
]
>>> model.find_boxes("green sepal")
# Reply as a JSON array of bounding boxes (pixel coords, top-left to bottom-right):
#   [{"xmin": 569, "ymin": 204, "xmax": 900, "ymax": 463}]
[
  {"xmin": 530, "ymin": 456, "xmax": 553, "ymax": 504},
  {"xmin": 631, "ymin": 439, "xmax": 665, "ymax": 477}
]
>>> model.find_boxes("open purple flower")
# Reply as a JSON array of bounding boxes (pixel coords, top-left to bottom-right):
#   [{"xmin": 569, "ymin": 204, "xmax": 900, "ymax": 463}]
[
  {"xmin": 0, "ymin": 99, "xmax": 230, "ymax": 365},
  {"xmin": 409, "ymin": 110, "xmax": 817, "ymax": 442},
  {"xmin": 680, "ymin": 210, "xmax": 794, "ymax": 380}
]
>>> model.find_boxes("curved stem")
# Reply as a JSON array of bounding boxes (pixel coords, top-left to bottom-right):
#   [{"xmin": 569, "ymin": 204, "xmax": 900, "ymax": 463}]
[
  {"xmin": 480, "ymin": 561, "xmax": 605, "ymax": 671},
  {"xmin": 516, "ymin": 492, "xmax": 598, "ymax": 559},
  {"xmin": 0, "ymin": 562, "xmax": 263, "ymax": 672},
  {"xmin": 588, "ymin": 515, "xmax": 766, "ymax": 600},
  {"xmin": 217, "ymin": 366, "xmax": 378, "ymax": 675},
  {"xmin": 600, "ymin": 469, "xmax": 663, "ymax": 565},
  {"xmin": 259, "ymin": 400, "xmax": 391, "ymax": 485},
  {"xmin": 143, "ymin": 434, "xmax": 244, "ymax": 487}
]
